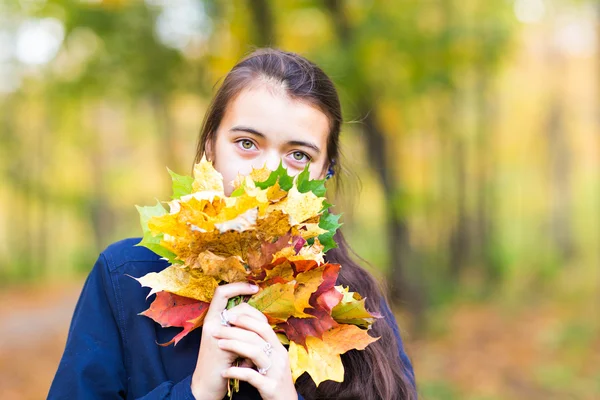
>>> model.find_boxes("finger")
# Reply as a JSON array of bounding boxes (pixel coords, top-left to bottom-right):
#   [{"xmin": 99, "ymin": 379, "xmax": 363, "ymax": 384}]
[
  {"xmin": 217, "ymin": 339, "xmax": 271, "ymax": 371},
  {"xmin": 206, "ymin": 283, "xmax": 258, "ymax": 318},
  {"xmin": 221, "ymin": 366, "xmax": 268, "ymax": 389},
  {"xmin": 227, "ymin": 302, "xmax": 268, "ymax": 324},
  {"xmin": 227, "ymin": 313, "xmax": 281, "ymax": 348},
  {"xmin": 212, "ymin": 326, "xmax": 264, "ymax": 346}
]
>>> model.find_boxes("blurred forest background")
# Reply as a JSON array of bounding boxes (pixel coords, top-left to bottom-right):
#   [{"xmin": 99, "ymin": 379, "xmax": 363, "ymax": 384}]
[{"xmin": 0, "ymin": 0, "xmax": 598, "ymax": 399}]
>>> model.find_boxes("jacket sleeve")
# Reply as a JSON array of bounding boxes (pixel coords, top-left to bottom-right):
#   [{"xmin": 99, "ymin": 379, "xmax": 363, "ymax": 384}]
[
  {"xmin": 134, "ymin": 376, "xmax": 196, "ymax": 400},
  {"xmin": 47, "ymin": 253, "xmax": 196, "ymax": 400},
  {"xmin": 380, "ymin": 298, "xmax": 417, "ymax": 391}
]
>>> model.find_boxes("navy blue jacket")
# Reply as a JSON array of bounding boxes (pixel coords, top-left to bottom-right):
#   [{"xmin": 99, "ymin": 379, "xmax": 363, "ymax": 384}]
[{"xmin": 48, "ymin": 238, "xmax": 415, "ymax": 399}]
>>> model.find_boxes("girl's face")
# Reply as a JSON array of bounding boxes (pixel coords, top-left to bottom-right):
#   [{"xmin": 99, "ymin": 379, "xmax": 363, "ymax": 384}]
[{"xmin": 207, "ymin": 85, "xmax": 330, "ymax": 196}]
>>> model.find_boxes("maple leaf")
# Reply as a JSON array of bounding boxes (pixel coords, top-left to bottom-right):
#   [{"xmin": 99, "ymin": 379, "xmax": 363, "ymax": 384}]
[
  {"xmin": 140, "ymin": 291, "xmax": 209, "ymax": 346},
  {"xmin": 261, "ymin": 260, "xmax": 295, "ymax": 286},
  {"xmin": 274, "ymin": 238, "xmax": 324, "ymax": 264},
  {"xmin": 315, "ymin": 210, "xmax": 342, "ymax": 252},
  {"xmin": 135, "ymin": 201, "xmax": 178, "ymax": 262},
  {"xmin": 168, "ymin": 168, "xmax": 194, "ymax": 200},
  {"xmin": 247, "ymin": 282, "xmax": 298, "ymax": 324},
  {"xmin": 275, "ymin": 262, "xmax": 342, "ymax": 346},
  {"xmin": 331, "ymin": 285, "xmax": 382, "ymax": 327},
  {"xmin": 279, "ymin": 306, "xmax": 338, "ymax": 347},
  {"xmin": 192, "ymin": 251, "xmax": 248, "ymax": 283},
  {"xmin": 247, "ymin": 234, "xmax": 294, "ymax": 269},
  {"xmin": 293, "ymin": 266, "xmax": 326, "ymax": 315},
  {"xmin": 295, "ymin": 166, "xmax": 326, "ymax": 197},
  {"xmin": 315, "ymin": 287, "xmax": 344, "ymax": 313},
  {"xmin": 288, "ymin": 324, "xmax": 379, "ymax": 386},
  {"xmin": 214, "ymin": 207, "xmax": 258, "ymax": 233},
  {"xmin": 134, "ymin": 156, "xmax": 351, "ymax": 377},
  {"xmin": 133, "ymin": 265, "xmax": 219, "ymax": 303},
  {"xmin": 270, "ymin": 186, "xmax": 325, "ymax": 225},
  {"xmin": 192, "ymin": 156, "xmax": 225, "ymax": 194},
  {"xmin": 250, "ymin": 162, "xmax": 294, "ymax": 192}
]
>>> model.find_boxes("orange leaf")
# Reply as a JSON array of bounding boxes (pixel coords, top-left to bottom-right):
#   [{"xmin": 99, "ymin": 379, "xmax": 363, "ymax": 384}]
[{"xmin": 288, "ymin": 324, "xmax": 379, "ymax": 386}]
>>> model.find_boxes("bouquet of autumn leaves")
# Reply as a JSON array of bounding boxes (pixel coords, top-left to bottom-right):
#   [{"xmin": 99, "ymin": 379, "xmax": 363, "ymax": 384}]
[{"xmin": 133, "ymin": 157, "xmax": 382, "ymax": 387}]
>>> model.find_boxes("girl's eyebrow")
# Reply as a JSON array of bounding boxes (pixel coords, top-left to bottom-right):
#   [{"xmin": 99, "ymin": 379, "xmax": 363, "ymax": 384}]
[{"xmin": 230, "ymin": 125, "xmax": 321, "ymax": 154}]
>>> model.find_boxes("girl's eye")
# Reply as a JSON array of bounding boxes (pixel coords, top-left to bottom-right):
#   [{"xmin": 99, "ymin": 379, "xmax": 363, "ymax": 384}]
[
  {"xmin": 291, "ymin": 151, "xmax": 310, "ymax": 162},
  {"xmin": 238, "ymin": 139, "xmax": 255, "ymax": 150}
]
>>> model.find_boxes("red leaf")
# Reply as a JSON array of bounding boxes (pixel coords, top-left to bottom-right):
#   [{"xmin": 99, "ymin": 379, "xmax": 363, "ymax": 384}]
[
  {"xmin": 278, "ymin": 306, "xmax": 339, "ymax": 348},
  {"xmin": 291, "ymin": 259, "xmax": 321, "ymax": 275},
  {"xmin": 247, "ymin": 234, "xmax": 305, "ymax": 270},
  {"xmin": 315, "ymin": 287, "xmax": 343, "ymax": 313},
  {"xmin": 140, "ymin": 291, "xmax": 210, "ymax": 346},
  {"xmin": 308, "ymin": 263, "xmax": 341, "ymax": 307}
]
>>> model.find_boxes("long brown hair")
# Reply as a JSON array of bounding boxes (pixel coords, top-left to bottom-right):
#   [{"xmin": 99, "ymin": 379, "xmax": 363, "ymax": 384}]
[{"xmin": 194, "ymin": 48, "xmax": 416, "ymax": 400}]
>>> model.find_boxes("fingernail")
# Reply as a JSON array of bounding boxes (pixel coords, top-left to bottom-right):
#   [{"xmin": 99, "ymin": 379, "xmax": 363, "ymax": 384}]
[{"xmin": 250, "ymin": 284, "xmax": 259, "ymax": 292}]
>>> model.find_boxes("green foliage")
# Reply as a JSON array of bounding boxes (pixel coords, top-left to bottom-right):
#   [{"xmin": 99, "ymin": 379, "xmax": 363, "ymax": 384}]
[
  {"xmin": 254, "ymin": 162, "xmax": 294, "ymax": 191},
  {"xmin": 168, "ymin": 168, "xmax": 194, "ymax": 200},
  {"xmin": 135, "ymin": 201, "xmax": 178, "ymax": 262},
  {"xmin": 317, "ymin": 211, "xmax": 342, "ymax": 253}
]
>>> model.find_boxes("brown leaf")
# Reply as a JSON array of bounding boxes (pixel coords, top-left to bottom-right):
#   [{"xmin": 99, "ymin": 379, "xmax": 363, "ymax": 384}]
[{"xmin": 191, "ymin": 251, "xmax": 248, "ymax": 283}]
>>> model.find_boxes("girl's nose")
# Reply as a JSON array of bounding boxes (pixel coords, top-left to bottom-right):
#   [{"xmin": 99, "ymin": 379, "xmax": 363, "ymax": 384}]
[{"xmin": 263, "ymin": 152, "xmax": 282, "ymax": 171}]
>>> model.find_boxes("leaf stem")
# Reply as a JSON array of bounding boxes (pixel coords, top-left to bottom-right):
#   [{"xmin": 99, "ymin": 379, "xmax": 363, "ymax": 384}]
[{"xmin": 225, "ymin": 295, "xmax": 249, "ymax": 399}]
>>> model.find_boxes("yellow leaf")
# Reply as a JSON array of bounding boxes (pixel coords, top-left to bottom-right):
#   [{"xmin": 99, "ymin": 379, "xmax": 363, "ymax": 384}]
[
  {"xmin": 266, "ymin": 182, "xmax": 287, "ymax": 202},
  {"xmin": 271, "ymin": 186, "xmax": 324, "ymax": 224},
  {"xmin": 134, "ymin": 265, "xmax": 219, "ymax": 303},
  {"xmin": 192, "ymin": 156, "xmax": 224, "ymax": 193},
  {"xmin": 192, "ymin": 251, "xmax": 248, "ymax": 283},
  {"xmin": 288, "ymin": 325, "xmax": 379, "ymax": 386},
  {"xmin": 248, "ymin": 282, "xmax": 297, "ymax": 323},
  {"xmin": 331, "ymin": 286, "xmax": 380, "ymax": 327},
  {"xmin": 270, "ymin": 246, "xmax": 297, "ymax": 262},
  {"xmin": 214, "ymin": 207, "xmax": 258, "ymax": 233},
  {"xmin": 264, "ymin": 261, "xmax": 295, "ymax": 283},
  {"xmin": 232, "ymin": 166, "xmax": 272, "ymax": 190},
  {"xmin": 294, "ymin": 266, "xmax": 326, "ymax": 314},
  {"xmin": 299, "ymin": 223, "xmax": 328, "ymax": 240},
  {"xmin": 290, "ymin": 239, "xmax": 325, "ymax": 264}
]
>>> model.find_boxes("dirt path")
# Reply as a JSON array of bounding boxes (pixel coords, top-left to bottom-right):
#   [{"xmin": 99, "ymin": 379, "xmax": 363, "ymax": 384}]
[
  {"xmin": 0, "ymin": 281, "xmax": 597, "ymax": 400},
  {"xmin": 0, "ymin": 281, "xmax": 83, "ymax": 400}
]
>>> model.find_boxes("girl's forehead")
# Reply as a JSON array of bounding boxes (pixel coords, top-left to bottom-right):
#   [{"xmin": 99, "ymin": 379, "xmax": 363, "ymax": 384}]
[{"xmin": 222, "ymin": 85, "xmax": 330, "ymax": 145}]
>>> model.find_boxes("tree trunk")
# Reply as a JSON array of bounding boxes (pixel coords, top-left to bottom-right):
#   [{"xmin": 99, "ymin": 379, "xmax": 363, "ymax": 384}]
[
  {"xmin": 247, "ymin": 0, "xmax": 275, "ymax": 47},
  {"xmin": 324, "ymin": 0, "xmax": 425, "ymax": 325}
]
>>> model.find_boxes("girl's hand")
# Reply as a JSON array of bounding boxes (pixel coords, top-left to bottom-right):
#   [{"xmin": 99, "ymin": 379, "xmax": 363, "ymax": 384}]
[
  {"xmin": 215, "ymin": 303, "xmax": 298, "ymax": 400},
  {"xmin": 190, "ymin": 282, "xmax": 261, "ymax": 400},
  {"xmin": 190, "ymin": 282, "xmax": 297, "ymax": 400}
]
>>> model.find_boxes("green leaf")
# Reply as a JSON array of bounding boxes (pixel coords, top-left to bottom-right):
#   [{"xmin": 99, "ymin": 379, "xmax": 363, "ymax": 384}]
[
  {"xmin": 230, "ymin": 186, "xmax": 245, "ymax": 197},
  {"xmin": 254, "ymin": 162, "xmax": 292, "ymax": 190},
  {"xmin": 135, "ymin": 201, "xmax": 178, "ymax": 262},
  {"xmin": 168, "ymin": 168, "xmax": 194, "ymax": 200},
  {"xmin": 136, "ymin": 201, "xmax": 167, "ymax": 233},
  {"xmin": 278, "ymin": 169, "xmax": 293, "ymax": 191},
  {"xmin": 318, "ymin": 211, "xmax": 343, "ymax": 252},
  {"xmin": 296, "ymin": 165, "xmax": 326, "ymax": 197},
  {"xmin": 138, "ymin": 234, "xmax": 179, "ymax": 262},
  {"xmin": 331, "ymin": 292, "xmax": 376, "ymax": 328},
  {"xmin": 320, "ymin": 200, "xmax": 333, "ymax": 213}
]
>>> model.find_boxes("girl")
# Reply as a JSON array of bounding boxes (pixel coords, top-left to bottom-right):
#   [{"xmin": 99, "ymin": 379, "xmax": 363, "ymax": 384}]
[{"xmin": 49, "ymin": 48, "xmax": 417, "ymax": 400}]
